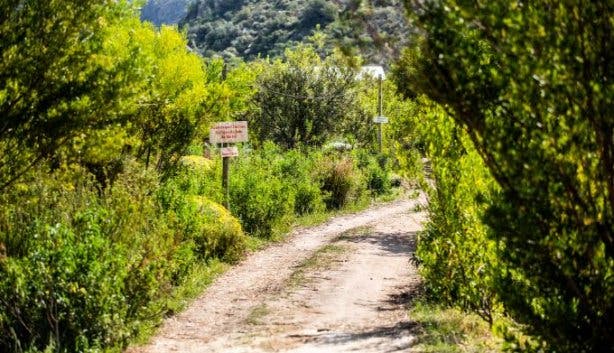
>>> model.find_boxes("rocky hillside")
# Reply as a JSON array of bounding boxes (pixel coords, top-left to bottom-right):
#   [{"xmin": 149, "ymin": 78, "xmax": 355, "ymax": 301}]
[
  {"xmin": 179, "ymin": 0, "xmax": 414, "ymax": 65},
  {"xmin": 140, "ymin": 0, "xmax": 191, "ymax": 26}
]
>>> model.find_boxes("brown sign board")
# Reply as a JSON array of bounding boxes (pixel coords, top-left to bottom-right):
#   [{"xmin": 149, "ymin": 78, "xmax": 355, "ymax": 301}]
[
  {"xmin": 220, "ymin": 146, "xmax": 239, "ymax": 158},
  {"xmin": 373, "ymin": 116, "xmax": 388, "ymax": 123},
  {"xmin": 210, "ymin": 121, "xmax": 248, "ymax": 144}
]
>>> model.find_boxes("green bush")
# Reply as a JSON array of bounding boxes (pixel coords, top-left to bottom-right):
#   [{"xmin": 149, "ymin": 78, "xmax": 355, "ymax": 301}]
[
  {"xmin": 397, "ymin": 1, "xmax": 614, "ymax": 350},
  {"xmin": 0, "ymin": 160, "xmax": 247, "ymax": 352},
  {"xmin": 318, "ymin": 155, "xmax": 365, "ymax": 210},
  {"xmin": 155, "ymin": 163, "xmax": 247, "ymax": 263},
  {"xmin": 164, "ymin": 156, "xmax": 223, "ymax": 203},
  {"xmin": 170, "ymin": 144, "xmax": 329, "ymax": 236},
  {"xmin": 276, "ymin": 148, "xmax": 326, "ymax": 216},
  {"xmin": 354, "ymin": 150, "xmax": 391, "ymax": 196},
  {"xmin": 188, "ymin": 197, "xmax": 246, "ymax": 262},
  {"xmin": 407, "ymin": 102, "xmax": 504, "ymax": 328},
  {"xmin": 229, "ymin": 147, "xmax": 295, "ymax": 238},
  {"xmin": 293, "ymin": 180, "xmax": 325, "ymax": 216},
  {"xmin": 0, "ymin": 216, "xmax": 131, "ymax": 352},
  {"xmin": 0, "ymin": 167, "xmax": 136, "ymax": 352}
]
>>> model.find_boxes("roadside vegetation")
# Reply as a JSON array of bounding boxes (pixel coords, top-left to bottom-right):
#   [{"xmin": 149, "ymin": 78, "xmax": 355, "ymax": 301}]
[
  {"xmin": 1, "ymin": 1, "xmax": 610, "ymax": 352},
  {"xmin": 0, "ymin": 2, "xmax": 411, "ymax": 352},
  {"xmin": 409, "ymin": 299, "xmax": 501, "ymax": 353},
  {"xmin": 396, "ymin": 1, "xmax": 613, "ymax": 352}
]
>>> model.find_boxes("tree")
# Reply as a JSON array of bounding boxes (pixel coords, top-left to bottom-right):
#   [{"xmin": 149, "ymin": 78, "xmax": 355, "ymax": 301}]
[
  {"xmin": 0, "ymin": 1, "xmax": 223, "ymax": 187},
  {"xmin": 125, "ymin": 23, "xmax": 214, "ymax": 175},
  {"xmin": 0, "ymin": 0, "xmax": 136, "ymax": 190},
  {"xmin": 250, "ymin": 46, "xmax": 359, "ymax": 149},
  {"xmin": 396, "ymin": 0, "xmax": 613, "ymax": 351}
]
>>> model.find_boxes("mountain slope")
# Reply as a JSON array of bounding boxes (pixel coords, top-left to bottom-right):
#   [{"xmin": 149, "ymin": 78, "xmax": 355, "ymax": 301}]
[
  {"xmin": 180, "ymin": 0, "xmax": 414, "ymax": 65},
  {"xmin": 140, "ymin": 0, "xmax": 191, "ymax": 26}
]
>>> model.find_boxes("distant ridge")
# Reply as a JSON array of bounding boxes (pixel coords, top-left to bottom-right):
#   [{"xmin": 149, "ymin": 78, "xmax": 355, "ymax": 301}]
[
  {"xmin": 141, "ymin": 0, "xmax": 415, "ymax": 64},
  {"xmin": 140, "ymin": 0, "xmax": 191, "ymax": 26}
]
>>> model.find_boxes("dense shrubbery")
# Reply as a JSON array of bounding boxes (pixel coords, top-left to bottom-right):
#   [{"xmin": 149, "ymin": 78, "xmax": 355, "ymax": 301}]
[
  {"xmin": 397, "ymin": 0, "xmax": 613, "ymax": 351},
  {"xmin": 230, "ymin": 153, "xmax": 295, "ymax": 239},
  {"xmin": 0, "ymin": 3, "xmax": 248, "ymax": 350},
  {"xmin": 174, "ymin": 143, "xmax": 392, "ymax": 240},
  {"xmin": 0, "ymin": 161, "xmax": 246, "ymax": 352},
  {"xmin": 409, "ymin": 102, "xmax": 502, "ymax": 326},
  {"xmin": 0, "ymin": 143, "xmax": 390, "ymax": 351},
  {"xmin": 354, "ymin": 150, "xmax": 391, "ymax": 196}
]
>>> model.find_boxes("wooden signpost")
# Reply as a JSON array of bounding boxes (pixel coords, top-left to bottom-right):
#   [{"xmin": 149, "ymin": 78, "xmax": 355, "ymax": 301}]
[
  {"xmin": 374, "ymin": 74, "xmax": 388, "ymax": 153},
  {"xmin": 210, "ymin": 121, "xmax": 248, "ymax": 209}
]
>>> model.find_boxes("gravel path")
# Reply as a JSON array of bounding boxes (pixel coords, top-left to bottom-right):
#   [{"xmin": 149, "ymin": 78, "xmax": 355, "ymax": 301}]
[{"xmin": 128, "ymin": 195, "xmax": 426, "ymax": 353}]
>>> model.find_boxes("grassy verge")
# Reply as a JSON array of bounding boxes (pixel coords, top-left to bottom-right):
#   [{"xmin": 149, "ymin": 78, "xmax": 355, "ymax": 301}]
[{"xmin": 409, "ymin": 298, "xmax": 503, "ymax": 353}]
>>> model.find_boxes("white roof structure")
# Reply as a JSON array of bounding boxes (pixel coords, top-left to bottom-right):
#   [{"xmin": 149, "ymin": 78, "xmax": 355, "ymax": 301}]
[{"xmin": 357, "ymin": 65, "xmax": 386, "ymax": 80}]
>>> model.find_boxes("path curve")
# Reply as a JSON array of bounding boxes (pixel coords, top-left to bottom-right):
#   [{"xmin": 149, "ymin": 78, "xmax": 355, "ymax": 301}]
[{"xmin": 128, "ymin": 195, "xmax": 425, "ymax": 353}]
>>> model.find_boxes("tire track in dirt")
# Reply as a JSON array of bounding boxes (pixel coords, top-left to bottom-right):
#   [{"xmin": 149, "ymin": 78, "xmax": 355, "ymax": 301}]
[{"xmin": 128, "ymin": 195, "xmax": 426, "ymax": 353}]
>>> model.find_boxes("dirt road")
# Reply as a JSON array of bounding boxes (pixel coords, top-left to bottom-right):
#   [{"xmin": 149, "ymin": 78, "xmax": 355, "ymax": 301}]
[{"xmin": 129, "ymin": 196, "xmax": 426, "ymax": 353}]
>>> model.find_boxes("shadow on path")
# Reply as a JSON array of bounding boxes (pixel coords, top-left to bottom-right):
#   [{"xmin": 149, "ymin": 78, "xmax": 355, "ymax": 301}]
[
  {"xmin": 287, "ymin": 320, "xmax": 419, "ymax": 353},
  {"xmin": 344, "ymin": 230, "xmax": 417, "ymax": 256}
]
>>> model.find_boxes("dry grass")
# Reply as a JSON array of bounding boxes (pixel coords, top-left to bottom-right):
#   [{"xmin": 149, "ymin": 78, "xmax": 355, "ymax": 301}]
[
  {"xmin": 409, "ymin": 299, "xmax": 503, "ymax": 353},
  {"xmin": 246, "ymin": 303, "xmax": 271, "ymax": 325},
  {"xmin": 287, "ymin": 243, "xmax": 348, "ymax": 288}
]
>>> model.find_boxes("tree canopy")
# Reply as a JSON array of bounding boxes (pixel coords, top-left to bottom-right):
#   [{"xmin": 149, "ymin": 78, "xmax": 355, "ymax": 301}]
[
  {"xmin": 0, "ymin": 0, "xmax": 133, "ymax": 189},
  {"xmin": 395, "ymin": 0, "xmax": 613, "ymax": 350},
  {"xmin": 249, "ymin": 46, "xmax": 360, "ymax": 149},
  {"xmin": 0, "ymin": 1, "xmax": 236, "ymax": 188}
]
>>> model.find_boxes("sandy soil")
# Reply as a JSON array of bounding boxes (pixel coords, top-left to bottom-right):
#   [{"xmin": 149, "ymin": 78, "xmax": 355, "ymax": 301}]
[{"xmin": 128, "ymin": 195, "xmax": 426, "ymax": 353}]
